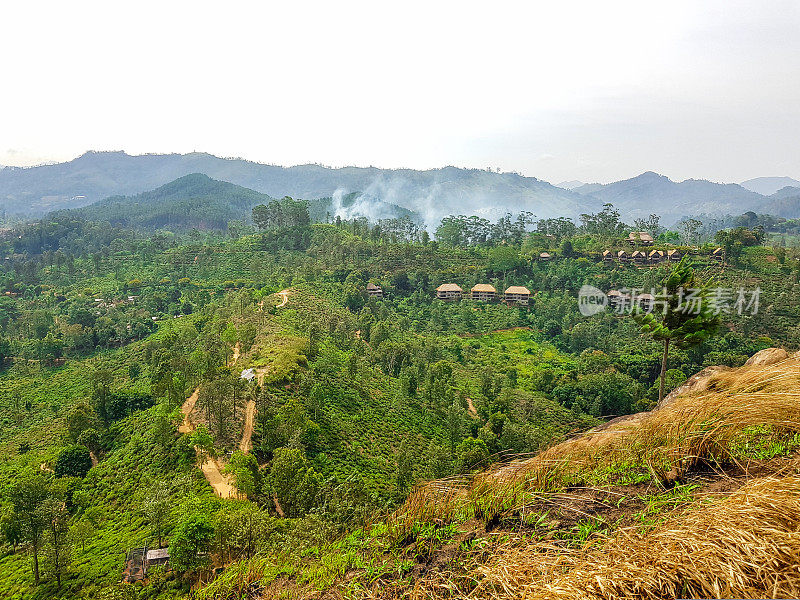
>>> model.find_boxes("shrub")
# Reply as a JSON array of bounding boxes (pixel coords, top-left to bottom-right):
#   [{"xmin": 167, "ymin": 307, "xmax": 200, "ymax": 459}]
[
  {"xmin": 170, "ymin": 513, "xmax": 215, "ymax": 572},
  {"xmin": 267, "ymin": 448, "xmax": 321, "ymax": 518},
  {"xmin": 54, "ymin": 445, "xmax": 93, "ymax": 478}
]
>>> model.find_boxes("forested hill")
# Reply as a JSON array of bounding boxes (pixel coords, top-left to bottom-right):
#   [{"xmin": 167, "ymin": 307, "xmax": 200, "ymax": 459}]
[
  {"xmin": 0, "ymin": 151, "xmax": 599, "ymax": 223},
  {"xmin": 62, "ymin": 175, "xmax": 422, "ymax": 232},
  {"xmin": 65, "ymin": 174, "xmax": 273, "ymax": 231}
]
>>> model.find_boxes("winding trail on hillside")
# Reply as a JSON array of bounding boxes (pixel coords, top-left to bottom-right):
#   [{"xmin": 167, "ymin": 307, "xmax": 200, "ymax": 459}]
[
  {"xmin": 466, "ymin": 397, "xmax": 478, "ymax": 417},
  {"xmin": 276, "ymin": 289, "xmax": 289, "ymax": 308},
  {"xmin": 232, "ymin": 342, "xmax": 240, "ymax": 364},
  {"xmin": 200, "ymin": 457, "xmax": 239, "ymax": 499},
  {"xmin": 238, "ymin": 364, "xmax": 270, "ymax": 454},
  {"xmin": 240, "ymin": 399, "xmax": 256, "ymax": 454},
  {"xmin": 178, "ymin": 388, "xmax": 199, "ymax": 435},
  {"xmin": 179, "ymin": 378, "xmax": 241, "ymax": 498}
]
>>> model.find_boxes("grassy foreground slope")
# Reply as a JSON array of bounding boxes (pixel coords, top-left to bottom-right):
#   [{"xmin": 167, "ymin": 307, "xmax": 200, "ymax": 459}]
[{"xmin": 199, "ymin": 348, "xmax": 800, "ymax": 599}]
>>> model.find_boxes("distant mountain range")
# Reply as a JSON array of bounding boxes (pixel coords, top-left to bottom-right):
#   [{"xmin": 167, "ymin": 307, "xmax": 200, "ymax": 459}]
[
  {"xmin": 569, "ymin": 172, "xmax": 800, "ymax": 220},
  {"xmin": 0, "ymin": 151, "xmax": 599, "ymax": 226},
  {"xmin": 740, "ymin": 176, "xmax": 800, "ymax": 196},
  {"xmin": 571, "ymin": 172, "xmax": 767, "ymax": 220},
  {"xmin": 1, "ymin": 151, "xmax": 799, "ymax": 226}
]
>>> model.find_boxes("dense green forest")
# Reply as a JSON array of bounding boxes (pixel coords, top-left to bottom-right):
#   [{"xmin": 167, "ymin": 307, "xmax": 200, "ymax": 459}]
[{"xmin": 0, "ymin": 195, "xmax": 798, "ymax": 599}]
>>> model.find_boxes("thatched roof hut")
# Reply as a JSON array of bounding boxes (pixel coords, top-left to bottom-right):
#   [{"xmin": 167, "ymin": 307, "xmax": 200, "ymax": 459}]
[
  {"xmin": 436, "ymin": 283, "xmax": 463, "ymax": 301},
  {"xmin": 471, "ymin": 283, "xmax": 497, "ymax": 301},
  {"xmin": 628, "ymin": 231, "xmax": 655, "ymax": 246},
  {"xmin": 504, "ymin": 285, "xmax": 531, "ymax": 306}
]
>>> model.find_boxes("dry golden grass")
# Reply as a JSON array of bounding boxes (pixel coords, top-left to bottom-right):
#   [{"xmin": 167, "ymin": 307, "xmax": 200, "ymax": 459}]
[
  {"xmin": 196, "ymin": 352, "xmax": 800, "ymax": 600},
  {"xmin": 403, "ymin": 475, "xmax": 800, "ymax": 600},
  {"xmin": 394, "ymin": 352, "xmax": 800, "ymax": 531}
]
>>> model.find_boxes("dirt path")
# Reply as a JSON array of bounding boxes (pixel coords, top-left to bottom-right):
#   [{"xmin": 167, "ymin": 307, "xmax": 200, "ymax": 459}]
[
  {"xmin": 236, "ymin": 365, "xmax": 270, "ymax": 453},
  {"xmin": 276, "ymin": 289, "xmax": 289, "ymax": 308},
  {"xmin": 232, "ymin": 342, "xmax": 240, "ymax": 364},
  {"xmin": 466, "ymin": 397, "xmax": 478, "ymax": 417},
  {"xmin": 239, "ymin": 399, "xmax": 256, "ymax": 454},
  {"xmin": 254, "ymin": 365, "xmax": 269, "ymax": 386},
  {"xmin": 179, "ymin": 386, "xmax": 240, "ymax": 498},
  {"xmin": 178, "ymin": 388, "xmax": 199, "ymax": 434},
  {"xmin": 201, "ymin": 457, "xmax": 239, "ymax": 499}
]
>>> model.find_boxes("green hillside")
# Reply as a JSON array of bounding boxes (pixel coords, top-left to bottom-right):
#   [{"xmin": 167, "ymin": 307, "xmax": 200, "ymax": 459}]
[
  {"xmin": 0, "ymin": 201, "xmax": 798, "ymax": 599},
  {"xmin": 65, "ymin": 173, "xmax": 273, "ymax": 231}
]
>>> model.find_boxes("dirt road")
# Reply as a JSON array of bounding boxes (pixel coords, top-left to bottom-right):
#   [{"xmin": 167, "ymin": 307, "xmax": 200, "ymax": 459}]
[
  {"xmin": 201, "ymin": 457, "xmax": 239, "ymax": 499},
  {"xmin": 239, "ymin": 399, "xmax": 256, "ymax": 454},
  {"xmin": 466, "ymin": 397, "xmax": 478, "ymax": 417},
  {"xmin": 276, "ymin": 289, "xmax": 289, "ymax": 308},
  {"xmin": 232, "ymin": 342, "xmax": 240, "ymax": 364},
  {"xmin": 179, "ymin": 386, "xmax": 240, "ymax": 499},
  {"xmin": 238, "ymin": 364, "xmax": 269, "ymax": 454},
  {"xmin": 178, "ymin": 388, "xmax": 199, "ymax": 434}
]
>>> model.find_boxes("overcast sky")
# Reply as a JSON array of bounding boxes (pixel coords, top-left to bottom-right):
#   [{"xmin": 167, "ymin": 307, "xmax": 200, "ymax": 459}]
[{"xmin": 1, "ymin": 1, "xmax": 798, "ymax": 184}]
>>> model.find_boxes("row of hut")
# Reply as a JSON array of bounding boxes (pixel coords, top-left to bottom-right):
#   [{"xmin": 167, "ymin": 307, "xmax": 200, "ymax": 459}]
[
  {"xmin": 436, "ymin": 283, "xmax": 531, "ymax": 305},
  {"xmin": 365, "ymin": 282, "xmax": 531, "ymax": 305},
  {"xmin": 602, "ymin": 247, "xmax": 724, "ymax": 265}
]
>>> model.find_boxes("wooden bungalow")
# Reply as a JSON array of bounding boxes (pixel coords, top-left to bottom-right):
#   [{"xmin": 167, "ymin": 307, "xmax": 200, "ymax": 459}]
[
  {"xmin": 648, "ymin": 250, "xmax": 664, "ymax": 263},
  {"xmin": 366, "ymin": 282, "xmax": 383, "ymax": 299},
  {"xmin": 636, "ymin": 293, "xmax": 655, "ymax": 311},
  {"xmin": 471, "ymin": 283, "xmax": 497, "ymax": 302},
  {"xmin": 628, "ymin": 231, "xmax": 655, "ymax": 246},
  {"xmin": 539, "ymin": 252, "xmax": 552, "ymax": 261},
  {"xmin": 436, "ymin": 283, "xmax": 463, "ymax": 301},
  {"xmin": 617, "ymin": 250, "xmax": 631, "ymax": 263},
  {"xmin": 667, "ymin": 249, "xmax": 682, "ymax": 262},
  {"xmin": 602, "ymin": 250, "xmax": 614, "ymax": 263},
  {"xmin": 436, "ymin": 283, "xmax": 464, "ymax": 301},
  {"xmin": 504, "ymin": 285, "xmax": 531, "ymax": 306},
  {"xmin": 631, "ymin": 250, "xmax": 647, "ymax": 265},
  {"xmin": 712, "ymin": 247, "xmax": 724, "ymax": 262},
  {"xmin": 607, "ymin": 289, "xmax": 623, "ymax": 309}
]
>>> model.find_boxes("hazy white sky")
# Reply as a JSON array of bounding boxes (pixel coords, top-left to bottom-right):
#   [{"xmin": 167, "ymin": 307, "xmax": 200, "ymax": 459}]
[{"xmin": 1, "ymin": 0, "xmax": 798, "ymax": 183}]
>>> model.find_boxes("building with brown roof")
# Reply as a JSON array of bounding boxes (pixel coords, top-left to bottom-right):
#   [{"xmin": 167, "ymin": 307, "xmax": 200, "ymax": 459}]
[
  {"xmin": 366, "ymin": 282, "xmax": 383, "ymax": 298},
  {"xmin": 607, "ymin": 289, "xmax": 623, "ymax": 308},
  {"xmin": 632, "ymin": 250, "xmax": 647, "ymax": 264},
  {"xmin": 602, "ymin": 250, "xmax": 614, "ymax": 262},
  {"xmin": 471, "ymin": 283, "xmax": 497, "ymax": 302},
  {"xmin": 636, "ymin": 293, "xmax": 655, "ymax": 311},
  {"xmin": 504, "ymin": 285, "xmax": 531, "ymax": 306},
  {"xmin": 628, "ymin": 231, "xmax": 655, "ymax": 246},
  {"xmin": 648, "ymin": 250, "xmax": 664, "ymax": 263},
  {"xmin": 539, "ymin": 252, "xmax": 552, "ymax": 261},
  {"xmin": 712, "ymin": 247, "xmax": 724, "ymax": 262},
  {"xmin": 436, "ymin": 283, "xmax": 463, "ymax": 301},
  {"xmin": 667, "ymin": 249, "xmax": 682, "ymax": 262},
  {"xmin": 617, "ymin": 250, "xmax": 631, "ymax": 262}
]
